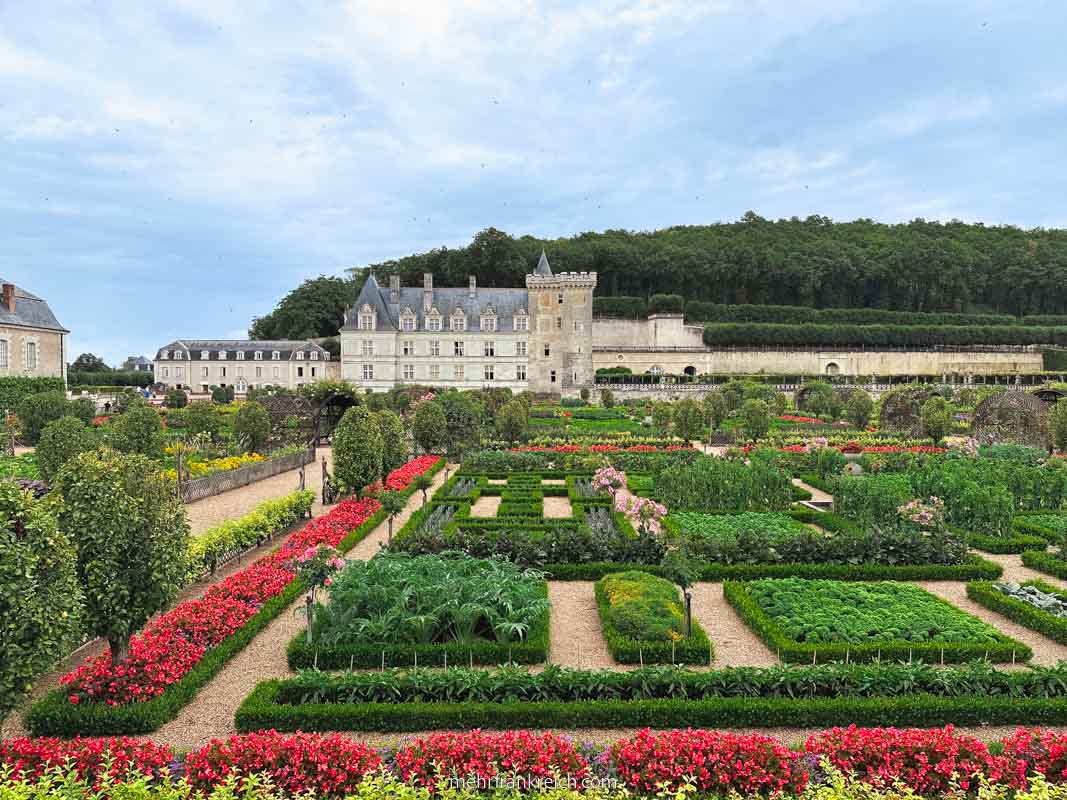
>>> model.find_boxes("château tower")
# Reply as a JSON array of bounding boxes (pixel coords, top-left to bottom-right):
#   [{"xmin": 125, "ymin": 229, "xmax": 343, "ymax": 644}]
[{"xmin": 525, "ymin": 249, "xmax": 597, "ymax": 395}]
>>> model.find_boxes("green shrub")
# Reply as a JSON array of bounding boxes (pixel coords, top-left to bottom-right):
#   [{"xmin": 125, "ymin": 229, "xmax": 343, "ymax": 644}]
[
  {"xmin": 333, "ymin": 406, "xmax": 383, "ymax": 493},
  {"xmin": 654, "ymin": 452, "xmax": 792, "ymax": 511},
  {"xmin": 165, "ymin": 388, "xmax": 188, "ymax": 409},
  {"xmin": 834, "ymin": 475, "xmax": 912, "ymax": 530},
  {"xmin": 0, "ymin": 376, "xmax": 64, "ymax": 411},
  {"xmin": 184, "ymin": 400, "xmax": 222, "ymax": 440},
  {"xmin": 740, "ymin": 399, "xmax": 771, "ymax": 441},
  {"xmin": 671, "ymin": 399, "xmax": 704, "ymax": 441},
  {"xmin": 233, "ymin": 401, "xmax": 270, "ymax": 453},
  {"xmin": 412, "ymin": 400, "xmax": 447, "ymax": 454},
  {"xmin": 36, "ymin": 415, "xmax": 96, "ymax": 480},
  {"xmin": 376, "ymin": 409, "xmax": 407, "ymax": 475},
  {"xmin": 108, "ymin": 405, "xmax": 166, "ymax": 459},
  {"xmin": 16, "ymin": 390, "xmax": 71, "ymax": 444},
  {"xmin": 0, "ymin": 482, "xmax": 81, "ymax": 717}
]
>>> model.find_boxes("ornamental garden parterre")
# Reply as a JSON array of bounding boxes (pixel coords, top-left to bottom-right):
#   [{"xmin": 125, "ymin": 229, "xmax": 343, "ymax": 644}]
[{"xmin": 6, "ymin": 383, "xmax": 1067, "ymax": 798}]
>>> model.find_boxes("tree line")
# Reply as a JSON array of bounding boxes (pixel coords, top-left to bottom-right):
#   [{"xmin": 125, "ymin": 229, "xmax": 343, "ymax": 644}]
[{"xmin": 248, "ymin": 214, "xmax": 1067, "ymax": 340}]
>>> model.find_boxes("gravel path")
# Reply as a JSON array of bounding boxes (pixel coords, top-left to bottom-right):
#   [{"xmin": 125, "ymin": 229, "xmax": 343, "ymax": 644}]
[
  {"xmin": 791, "ymin": 477, "xmax": 833, "ymax": 504},
  {"xmin": 691, "ymin": 582, "xmax": 779, "ymax": 667},
  {"xmin": 186, "ymin": 448, "xmax": 334, "ymax": 537},
  {"xmin": 470, "ymin": 495, "xmax": 501, "ymax": 517},
  {"xmin": 979, "ymin": 552, "xmax": 1067, "ymax": 588},
  {"xmin": 543, "ymin": 497, "xmax": 573, "ymax": 518},
  {"xmin": 547, "ymin": 582, "xmax": 619, "ymax": 670},
  {"xmin": 915, "ymin": 580, "xmax": 1067, "ymax": 666},
  {"xmin": 345, "ymin": 467, "xmax": 451, "ymax": 561}
]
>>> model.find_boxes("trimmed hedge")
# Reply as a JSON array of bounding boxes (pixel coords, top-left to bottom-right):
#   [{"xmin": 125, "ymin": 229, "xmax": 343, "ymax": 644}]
[
  {"xmin": 236, "ymin": 680, "xmax": 1067, "ymax": 733},
  {"xmin": 703, "ymin": 322, "xmax": 1067, "ymax": 348},
  {"xmin": 187, "ymin": 490, "xmax": 314, "ymax": 579},
  {"xmin": 1014, "ymin": 511, "xmax": 1067, "ymax": 543},
  {"xmin": 966, "ymin": 528, "xmax": 1048, "ymax": 554},
  {"xmin": 967, "ymin": 581, "xmax": 1067, "ymax": 645},
  {"xmin": 594, "ymin": 573, "xmax": 712, "ymax": 665},
  {"xmin": 0, "ymin": 376, "xmax": 64, "ymax": 410},
  {"xmin": 25, "ymin": 505, "xmax": 388, "ymax": 736},
  {"xmin": 1022, "ymin": 550, "xmax": 1067, "ymax": 580},
  {"xmin": 286, "ymin": 583, "xmax": 550, "ymax": 669},
  {"xmin": 687, "ymin": 301, "xmax": 1019, "ymax": 328},
  {"xmin": 723, "ymin": 580, "xmax": 1031, "ymax": 664}
]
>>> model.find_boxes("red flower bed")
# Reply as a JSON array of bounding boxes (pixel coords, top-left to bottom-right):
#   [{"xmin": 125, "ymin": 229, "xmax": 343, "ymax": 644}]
[
  {"xmin": 625, "ymin": 444, "xmax": 658, "ymax": 452},
  {"xmin": 612, "ymin": 729, "xmax": 806, "ymax": 796},
  {"xmin": 394, "ymin": 731, "xmax": 588, "ymax": 788},
  {"xmin": 91, "ymin": 415, "xmax": 110, "ymax": 427},
  {"xmin": 1000, "ymin": 728, "xmax": 1067, "ymax": 786},
  {"xmin": 804, "ymin": 725, "xmax": 1002, "ymax": 793},
  {"xmin": 384, "ymin": 455, "xmax": 442, "ymax": 491},
  {"xmin": 186, "ymin": 731, "xmax": 381, "ymax": 797},
  {"xmin": 0, "ymin": 736, "xmax": 173, "ymax": 786},
  {"xmin": 588, "ymin": 444, "xmax": 621, "ymax": 452},
  {"xmin": 779, "ymin": 414, "xmax": 822, "ymax": 424},
  {"xmin": 61, "ymin": 496, "xmax": 381, "ymax": 706}
]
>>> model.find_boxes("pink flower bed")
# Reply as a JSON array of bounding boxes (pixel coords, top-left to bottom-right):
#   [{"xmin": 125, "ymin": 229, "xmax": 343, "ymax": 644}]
[
  {"xmin": 61, "ymin": 497, "xmax": 382, "ymax": 706},
  {"xmin": 185, "ymin": 731, "xmax": 382, "ymax": 797},
  {"xmin": 612, "ymin": 729, "xmax": 807, "ymax": 796},
  {"xmin": 779, "ymin": 414, "xmax": 823, "ymax": 424},
  {"xmin": 384, "ymin": 455, "xmax": 442, "ymax": 491},
  {"xmin": 804, "ymin": 725, "xmax": 1003, "ymax": 793},
  {"xmin": 393, "ymin": 731, "xmax": 589, "ymax": 788},
  {"xmin": 0, "ymin": 736, "xmax": 173, "ymax": 786}
]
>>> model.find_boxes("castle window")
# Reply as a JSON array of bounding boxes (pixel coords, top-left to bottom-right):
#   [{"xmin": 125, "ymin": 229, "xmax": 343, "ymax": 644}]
[
  {"xmin": 481, "ymin": 315, "xmax": 497, "ymax": 332},
  {"xmin": 254, "ymin": 351, "xmax": 263, "ymax": 360},
  {"xmin": 358, "ymin": 306, "xmax": 376, "ymax": 330},
  {"xmin": 201, "ymin": 350, "xmax": 210, "ymax": 360},
  {"xmin": 450, "ymin": 311, "xmax": 467, "ymax": 332},
  {"xmin": 544, "ymin": 344, "xmax": 551, "ymax": 357},
  {"xmin": 430, "ymin": 340, "xmax": 440, "ymax": 357},
  {"xmin": 403, "ymin": 364, "xmax": 415, "ymax": 381},
  {"xmin": 454, "ymin": 365, "xmax": 465, "ymax": 381},
  {"xmin": 427, "ymin": 315, "xmax": 442, "ymax": 331},
  {"xmin": 296, "ymin": 351, "xmax": 305, "ymax": 360},
  {"xmin": 484, "ymin": 364, "xmax": 494, "ymax": 381},
  {"xmin": 454, "ymin": 341, "xmax": 464, "ymax": 357},
  {"xmin": 403, "ymin": 340, "xmax": 415, "ymax": 356},
  {"xmin": 429, "ymin": 364, "xmax": 440, "ymax": 380},
  {"xmin": 550, "ymin": 370, "xmax": 556, "ymax": 383},
  {"xmin": 361, "ymin": 340, "xmax": 374, "ymax": 357},
  {"xmin": 362, "ymin": 364, "xmax": 375, "ymax": 380},
  {"xmin": 484, "ymin": 341, "xmax": 495, "ymax": 357},
  {"xmin": 516, "ymin": 364, "xmax": 526, "ymax": 381},
  {"xmin": 514, "ymin": 315, "xmax": 528, "ymax": 331},
  {"xmin": 173, "ymin": 351, "xmax": 182, "ymax": 359},
  {"xmin": 161, "ymin": 350, "xmax": 169, "ymax": 360},
  {"xmin": 558, "ymin": 292, "xmax": 564, "ymax": 304},
  {"xmin": 218, "ymin": 350, "xmax": 228, "ymax": 360},
  {"xmin": 272, "ymin": 351, "xmax": 280, "ymax": 360},
  {"xmin": 237, "ymin": 351, "xmax": 245, "ymax": 360},
  {"xmin": 310, "ymin": 351, "xmax": 319, "ymax": 360},
  {"xmin": 516, "ymin": 341, "xmax": 527, "ymax": 357},
  {"xmin": 556, "ymin": 317, "xmax": 562, "ymax": 329}
]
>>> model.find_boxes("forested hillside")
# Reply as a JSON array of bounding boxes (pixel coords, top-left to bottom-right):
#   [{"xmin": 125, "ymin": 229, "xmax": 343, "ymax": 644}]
[{"xmin": 249, "ymin": 214, "xmax": 1067, "ymax": 339}]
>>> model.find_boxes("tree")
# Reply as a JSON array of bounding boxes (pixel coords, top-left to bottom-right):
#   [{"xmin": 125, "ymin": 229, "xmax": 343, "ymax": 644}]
[
  {"xmin": 672, "ymin": 399, "xmax": 704, "ymax": 442},
  {"xmin": 495, "ymin": 399, "xmax": 528, "ymax": 444},
  {"xmin": 1051, "ymin": 400, "xmax": 1067, "ymax": 452},
  {"xmin": 600, "ymin": 388, "xmax": 615, "ymax": 409},
  {"xmin": 16, "ymin": 390, "xmax": 72, "ymax": 444},
  {"xmin": 333, "ymin": 406, "xmax": 383, "ymax": 494},
  {"xmin": 413, "ymin": 400, "xmax": 448, "ymax": 454},
  {"xmin": 109, "ymin": 404, "xmax": 165, "ymax": 458},
  {"xmin": 740, "ymin": 399, "xmax": 771, "ymax": 442},
  {"xmin": 0, "ymin": 482, "xmax": 82, "ymax": 716},
  {"xmin": 234, "ymin": 401, "xmax": 271, "ymax": 453},
  {"xmin": 249, "ymin": 275, "xmax": 358, "ymax": 340},
  {"xmin": 37, "ymin": 416, "xmax": 96, "ymax": 480},
  {"xmin": 920, "ymin": 396, "xmax": 953, "ymax": 446},
  {"xmin": 439, "ymin": 391, "xmax": 483, "ymax": 459},
  {"xmin": 651, "ymin": 402, "xmax": 673, "ymax": 433},
  {"xmin": 703, "ymin": 392, "xmax": 727, "ymax": 431},
  {"xmin": 660, "ymin": 544, "xmax": 700, "ymax": 636},
  {"xmin": 376, "ymin": 409, "xmax": 408, "ymax": 475},
  {"xmin": 413, "ymin": 472, "xmax": 434, "ymax": 505},
  {"xmin": 71, "ymin": 353, "xmax": 110, "ymax": 372},
  {"xmin": 379, "ymin": 489, "xmax": 407, "ymax": 542},
  {"xmin": 54, "ymin": 451, "xmax": 188, "ymax": 663},
  {"xmin": 846, "ymin": 389, "xmax": 874, "ymax": 429},
  {"xmin": 184, "ymin": 400, "xmax": 223, "ymax": 440},
  {"xmin": 210, "ymin": 385, "xmax": 235, "ymax": 404}
]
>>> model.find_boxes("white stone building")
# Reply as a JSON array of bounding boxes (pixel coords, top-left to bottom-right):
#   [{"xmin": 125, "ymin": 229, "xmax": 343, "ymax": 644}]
[
  {"xmin": 339, "ymin": 252, "xmax": 597, "ymax": 394},
  {"xmin": 153, "ymin": 340, "xmax": 331, "ymax": 394}
]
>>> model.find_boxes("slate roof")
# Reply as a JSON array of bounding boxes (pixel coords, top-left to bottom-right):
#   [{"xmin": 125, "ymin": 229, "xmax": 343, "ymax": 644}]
[
  {"xmin": 343, "ymin": 274, "xmax": 530, "ymax": 333},
  {"xmin": 155, "ymin": 340, "xmax": 329, "ymax": 361},
  {"xmin": 0, "ymin": 280, "xmax": 68, "ymax": 332},
  {"xmin": 534, "ymin": 249, "xmax": 552, "ymax": 276}
]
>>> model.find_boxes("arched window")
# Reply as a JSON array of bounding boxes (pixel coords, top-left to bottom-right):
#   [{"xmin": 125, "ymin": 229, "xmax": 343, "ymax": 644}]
[
  {"xmin": 825, "ymin": 362, "xmax": 841, "ymax": 375},
  {"xmin": 683, "ymin": 365, "xmax": 696, "ymax": 377}
]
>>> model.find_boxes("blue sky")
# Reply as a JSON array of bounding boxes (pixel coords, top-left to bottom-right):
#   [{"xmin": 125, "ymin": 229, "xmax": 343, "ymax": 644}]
[{"xmin": 2, "ymin": 1, "xmax": 1066, "ymax": 365}]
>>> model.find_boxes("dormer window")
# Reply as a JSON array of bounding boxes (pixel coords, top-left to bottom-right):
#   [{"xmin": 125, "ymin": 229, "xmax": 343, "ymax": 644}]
[
  {"xmin": 218, "ymin": 350, "xmax": 228, "ymax": 360},
  {"xmin": 357, "ymin": 303, "xmax": 376, "ymax": 331},
  {"xmin": 426, "ymin": 308, "xmax": 442, "ymax": 332},
  {"xmin": 400, "ymin": 307, "xmax": 416, "ymax": 332},
  {"xmin": 296, "ymin": 351, "xmax": 305, "ymax": 360},
  {"xmin": 323, "ymin": 352, "xmax": 330, "ymax": 361},
  {"xmin": 481, "ymin": 307, "xmax": 497, "ymax": 332},
  {"xmin": 272, "ymin": 351, "xmax": 280, "ymax": 360},
  {"xmin": 310, "ymin": 351, "xmax": 319, "ymax": 360},
  {"xmin": 161, "ymin": 351, "xmax": 170, "ymax": 360},
  {"xmin": 173, "ymin": 351, "xmax": 183, "ymax": 360},
  {"xmin": 237, "ymin": 351, "xmax": 245, "ymax": 360},
  {"xmin": 450, "ymin": 308, "xmax": 467, "ymax": 332},
  {"xmin": 254, "ymin": 351, "xmax": 263, "ymax": 360},
  {"xmin": 201, "ymin": 350, "xmax": 210, "ymax": 360},
  {"xmin": 514, "ymin": 311, "xmax": 529, "ymax": 332}
]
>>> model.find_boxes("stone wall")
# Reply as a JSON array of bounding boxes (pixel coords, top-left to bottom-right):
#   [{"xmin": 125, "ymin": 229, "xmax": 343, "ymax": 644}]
[
  {"xmin": 593, "ymin": 347, "xmax": 1044, "ymax": 377},
  {"xmin": 0, "ymin": 326, "xmax": 66, "ymax": 381}
]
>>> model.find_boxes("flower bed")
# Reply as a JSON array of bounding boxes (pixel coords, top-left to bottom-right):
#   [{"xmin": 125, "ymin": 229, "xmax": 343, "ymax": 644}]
[
  {"xmin": 28, "ymin": 494, "xmax": 386, "ymax": 735},
  {"xmin": 0, "ymin": 736, "xmax": 173, "ymax": 787},
  {"xmin": 595, "ymin": 571, "xmax": 712, "ymax": 665},
  {"xmin": 726, "ymin": 578, "xmax": 1030, "ymax": 664},
  {"xmin": 385, "ymin": 455, "xmax": 442, "ymax": 491}
]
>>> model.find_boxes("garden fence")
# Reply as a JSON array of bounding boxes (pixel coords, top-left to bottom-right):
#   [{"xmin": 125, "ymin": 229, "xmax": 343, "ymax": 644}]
[{"xmin": 179, "ymin": 444, "xmax": 316, "ymax": 504}]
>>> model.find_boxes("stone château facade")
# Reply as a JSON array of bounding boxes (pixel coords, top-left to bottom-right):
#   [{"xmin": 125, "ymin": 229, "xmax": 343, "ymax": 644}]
[
  {"xmin": 340, "ymin": 251, "xmax": 597, "ymax": 394},
  {"xmin": 0, "ymin": 279, "xmax": 68, "ymax": 383}
]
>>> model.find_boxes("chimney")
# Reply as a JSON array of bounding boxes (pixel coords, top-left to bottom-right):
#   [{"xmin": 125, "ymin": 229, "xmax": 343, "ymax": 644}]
[
  {"xmin": 468, "ymin": 275, "xmax": 476, "ymax": 299},
  {"xmin": 389, "ymin": 274, "xmax": 400, "ymax": 303},
  {"xmin": 423, "ymin": 273, "xmax": 433, "ymax": 312},
  {"xmin": 1, "ymin": 284, "xmax": 14, "ymax": 313}
]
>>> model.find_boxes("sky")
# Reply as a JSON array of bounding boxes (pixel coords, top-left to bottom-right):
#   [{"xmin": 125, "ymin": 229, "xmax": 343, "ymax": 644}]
[{"xmin": 2, "ymin": 1, "xmax": 1067, "ymax": 366}]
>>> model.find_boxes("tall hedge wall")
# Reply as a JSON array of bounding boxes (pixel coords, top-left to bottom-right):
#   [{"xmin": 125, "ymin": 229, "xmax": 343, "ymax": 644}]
[
  {"xmin": 0, "ymin": 377, "xmax": 65, "ymax": 410},
  {"xmin": 702, "ymin": 323, "xmax": 1067, "ymax": 348}
]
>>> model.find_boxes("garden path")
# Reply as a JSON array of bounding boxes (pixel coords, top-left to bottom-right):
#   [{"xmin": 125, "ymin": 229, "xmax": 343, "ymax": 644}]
[
  {"xmin": 546, "ymin": 582, "xmax": 619, "ymax": 670},
  {"xmin": 915, "ymin": 580, "xmax": 1067, "ymax": 666},
  {"xmin": 543, "ymin": 496, "xmax": 573, "ymax": 518},
  {"xmin": 978, "ymin": 552, "xmax": 1067, "ymax": 588},
  {"xmin": 138, "ymin": 462, "xmax": 450, "ymax": 750},
  {"xmin": 690, "ymin": 583, "xmax": 779, "ymax": 667},
  {"xmin": 791, "ymin": 477, "xmax": 833, "ymax": 504},
  {"xmin": 185, "ymin": 447, "xmax": 334, "ymax": 537},
  {"xmin": 469, "ymin": 495, "xmax": 501, "ymax": 518}
]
